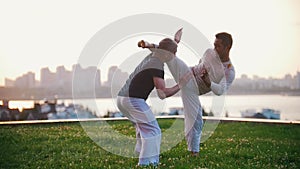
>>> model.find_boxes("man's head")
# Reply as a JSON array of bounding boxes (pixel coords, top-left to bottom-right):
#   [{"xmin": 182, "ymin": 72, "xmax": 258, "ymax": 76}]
[
  {"xmin": 156, "ymin": 38, "xmax": 177, "ymax": 62},
  {"xmin": 214, "ymin": 32, "xmax": 233, "ymax": 61},
  {"xmin": 159, "ymin": 38, "xmax": 178, "ymax": 54}
]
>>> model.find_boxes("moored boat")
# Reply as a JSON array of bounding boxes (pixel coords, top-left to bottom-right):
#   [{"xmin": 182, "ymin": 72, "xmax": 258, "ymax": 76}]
[{"xmin": 241, "ymin": 108, "xmax": 280, "ymax": 119}]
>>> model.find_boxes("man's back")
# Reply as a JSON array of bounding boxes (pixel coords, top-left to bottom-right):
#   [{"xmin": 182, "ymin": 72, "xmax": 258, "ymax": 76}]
[{"xmin": 118, "ymin": 53, "xmax": 164, "ymax": 100}]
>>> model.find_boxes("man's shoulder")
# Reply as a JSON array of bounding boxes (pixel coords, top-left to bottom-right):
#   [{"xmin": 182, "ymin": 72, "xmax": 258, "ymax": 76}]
[
  {"xmin": 224, "ymin": 60, "xmax": 235, "ymax": 81},
  {"xmin": 224, "ymin": 60, "xmax": 235, "ymax": 71},
  {"xmin": 146, "ymin": 56, "xmax": 164, "ymax": 68}
]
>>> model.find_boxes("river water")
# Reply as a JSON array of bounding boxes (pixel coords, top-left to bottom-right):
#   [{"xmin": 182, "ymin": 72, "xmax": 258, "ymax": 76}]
[{"xmin": 4, "ymin": 95, "xmax": 300, "ymax": 121}]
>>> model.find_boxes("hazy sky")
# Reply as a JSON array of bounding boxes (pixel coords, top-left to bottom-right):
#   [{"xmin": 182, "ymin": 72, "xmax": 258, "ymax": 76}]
[{"xmin": 1, "ymin": 0, "xmax": 300, "ymax": 86}]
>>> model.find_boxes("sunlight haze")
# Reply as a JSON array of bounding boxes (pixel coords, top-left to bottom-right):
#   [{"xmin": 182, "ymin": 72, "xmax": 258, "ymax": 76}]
[{"xmin": 0, "ymin": 0, "xmax": 299, "ymax": 86}]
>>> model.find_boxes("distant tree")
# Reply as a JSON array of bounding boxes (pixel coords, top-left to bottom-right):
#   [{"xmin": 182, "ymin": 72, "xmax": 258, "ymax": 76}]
[
  {"xmin": 202, "ymin": 108, "xmax": 214, "ymax": 116},
  {"xmin": 225, "ymin": 111, "xmax": 229, "ymax": 117}
]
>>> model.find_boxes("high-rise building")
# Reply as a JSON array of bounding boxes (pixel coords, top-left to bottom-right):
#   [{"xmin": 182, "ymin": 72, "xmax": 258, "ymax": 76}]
[
  {"xmin": 72, "ymin": 64, "xmax": 101, "ymax": 92},
  {"xmin": 4, "ymin": 78, "xmax": 14, "ymax": 87},
  {"xmin": 40, "ymin": 67, "xmax": 55, "ymax": 88},
  {"xmin": 104, "ymin": 66, "xmax": 128, "ymax": 88},
  {"xmin": 56, "ymin": 65, "xmax": 72, "ymax": 89},
  {"xmin": 104, "ymin": 66, "xmax": 118, "ymax": 87},
  {"xmin": 297, "ymin": 71, "xmax": 300, "ymax": 89},
  {"xmin": 14, "ymin": 72, "xmax": 35, "ymax": 88}
]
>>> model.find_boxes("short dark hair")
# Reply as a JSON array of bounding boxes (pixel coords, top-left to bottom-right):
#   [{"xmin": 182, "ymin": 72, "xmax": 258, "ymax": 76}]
[
  {"xmin": 215, "ymin": 32, "xmax": 233, "ymax": 49},
  {"xmin": 158, "ymin": 38, "xmax": 177, "ymax": 54}
]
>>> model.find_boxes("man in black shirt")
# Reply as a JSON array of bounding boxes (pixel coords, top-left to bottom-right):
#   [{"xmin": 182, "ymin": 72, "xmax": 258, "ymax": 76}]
[{"xmin": 117, "ymin": 38, "xmax": 191, "ymax": 166}]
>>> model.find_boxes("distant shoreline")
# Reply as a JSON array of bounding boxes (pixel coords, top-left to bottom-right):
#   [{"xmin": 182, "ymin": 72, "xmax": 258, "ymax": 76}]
[
  {"xmin": 1, "ymin": 93, "xmax": 300, "ymax": 101},
  {"xmin": 1, "ymin": 86, "xmax": 300, "ymax": 100}
]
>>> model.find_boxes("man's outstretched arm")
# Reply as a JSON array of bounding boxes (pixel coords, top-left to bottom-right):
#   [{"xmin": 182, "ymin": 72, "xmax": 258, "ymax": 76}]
[
  {"xmin": 138, "ymin": 28, "xmax": 182, "ymax": 49},
  {"xmin": 154, "ymin": 71, "xmax": 193, "ymax": 99},
  {"xmin": 138, "ymin": 40, "xmax": 158, "ymax": 53}
]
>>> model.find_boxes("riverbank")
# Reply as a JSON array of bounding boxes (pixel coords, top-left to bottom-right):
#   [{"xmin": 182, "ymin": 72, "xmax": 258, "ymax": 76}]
[
  {"xmin": 2, "ymin": 95, "xmax": 300, "ymax": 121},
  {"xmin": 1, "ymin": 86, "xmax": 300, "ymax": 100},
  {"xmin": 1, "ymin": 119, "xmax": 299, "ymax": 168}
]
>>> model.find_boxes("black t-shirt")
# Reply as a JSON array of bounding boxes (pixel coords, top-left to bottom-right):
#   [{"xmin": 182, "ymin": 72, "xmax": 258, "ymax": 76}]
[
  {"xmin": 128, "ymin": 68, "xmax": 164, "ymax": 100},
  {"xmin": 118, "ymin": 54, "xmax": 164, "ymax": 100}
]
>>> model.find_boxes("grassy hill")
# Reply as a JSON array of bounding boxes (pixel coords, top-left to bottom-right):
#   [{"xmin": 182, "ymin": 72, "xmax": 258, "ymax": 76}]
[{"xmin": 0, "ymin": 119, "xmax": 299, "ymax": 168}]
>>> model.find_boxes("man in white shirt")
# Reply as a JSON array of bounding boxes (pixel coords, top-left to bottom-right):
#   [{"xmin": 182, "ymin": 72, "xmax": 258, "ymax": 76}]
[{"xmin": 139, "ymin": 31, "xmax": 235, "ymax": 156}]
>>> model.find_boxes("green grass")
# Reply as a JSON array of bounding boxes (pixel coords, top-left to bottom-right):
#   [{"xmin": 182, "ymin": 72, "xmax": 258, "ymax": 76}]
[{"xmin": 0, "ymin": 119, "xmax": 299, "ymax": 169}]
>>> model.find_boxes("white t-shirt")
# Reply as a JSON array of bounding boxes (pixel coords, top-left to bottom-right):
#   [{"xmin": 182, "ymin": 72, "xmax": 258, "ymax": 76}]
[{"xmin": 192, "ymin": 48, "xmax": 235, "ymax": 95}]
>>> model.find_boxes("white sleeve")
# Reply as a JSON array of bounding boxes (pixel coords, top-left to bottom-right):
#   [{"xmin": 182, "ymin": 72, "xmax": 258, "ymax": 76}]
[
  {"xmin": 210, "ymin": 76, "xmax": 227, "ymax": 96},
  {"xmin": 149, "ymin": 44, "xmax": 159, "ymax": 52},
  {"xmin": 210, "ymin": 68, "xmax": 235, "ymax": 95}
]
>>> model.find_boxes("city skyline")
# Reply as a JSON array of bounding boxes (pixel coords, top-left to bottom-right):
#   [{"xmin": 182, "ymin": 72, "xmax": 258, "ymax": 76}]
[
  {"xmin": 1, "ymin": 63, "xmax": 299, "ymax": 101},
  {"xmin": 1, "ymin": 0, "xmax": 300, "ymax": 86},
  {"xmin": 4, "ymin": 64, "xmax": 300, "ymax": 88}
]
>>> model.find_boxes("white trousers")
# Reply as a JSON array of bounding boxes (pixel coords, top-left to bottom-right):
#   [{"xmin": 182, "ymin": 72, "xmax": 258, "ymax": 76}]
[
  {"xmin": 117, "ymin": 96, "xmax": 161, "ymax": 165},
  {"xmin": 167, "ymin": 57, "xmax": 203, "ymax": 152}
]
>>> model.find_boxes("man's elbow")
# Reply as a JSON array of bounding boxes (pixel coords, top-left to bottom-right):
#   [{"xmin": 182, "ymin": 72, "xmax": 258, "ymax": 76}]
[
  {"xmin": 213, "ymin": 89, "xmax": 225, "ymax": 96},
  {"xmin": 158, "ymin": 94, "xmax": 166, "ymax": 100},
  {"xmin": 157, "ymin": 89, "xmax": 167, "ymax": 100},
  {"xmin": 211, "ymin": 83, "xmax": 227, "ymax": 96}
]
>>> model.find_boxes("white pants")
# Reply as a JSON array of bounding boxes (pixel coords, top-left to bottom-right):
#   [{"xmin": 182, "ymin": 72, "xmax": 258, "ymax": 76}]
[
  {"xmin": 117, "ymin": 96, "xmax": 161, "ymax": 165},
  {"xmin": 167, "ymin": 57, "xmax": 203, "ymax": 152}
]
